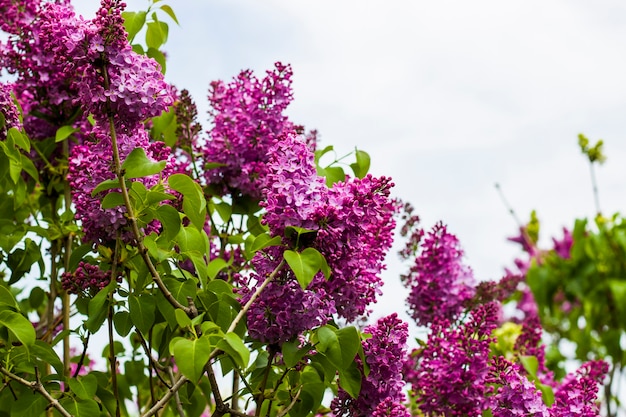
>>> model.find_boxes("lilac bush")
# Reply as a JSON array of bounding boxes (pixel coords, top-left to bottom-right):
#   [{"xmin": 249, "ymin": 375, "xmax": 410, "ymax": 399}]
[{"xmin": 0, "ymin": 0, "xmax": 610, "ymax": 416}]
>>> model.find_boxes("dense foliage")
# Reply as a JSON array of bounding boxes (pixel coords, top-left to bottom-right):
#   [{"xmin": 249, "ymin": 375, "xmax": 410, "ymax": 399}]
[{"xmin": 0, "ymin": 1, "xmax": 612, "ymax": 416}]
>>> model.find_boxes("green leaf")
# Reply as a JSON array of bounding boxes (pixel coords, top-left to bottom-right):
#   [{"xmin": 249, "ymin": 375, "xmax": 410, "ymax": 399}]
[
  {"xmin": 175, "ymin": 308, "xmax": 192, "ymax": 329},
  {"xmin": 319, "ymin": 166, "xmax": 346, "ymax": 187},
  {"xmin": 8, "ymin": 127, "xmax": 29, "ymax": 152},
  {"xmin": 314, "ymin": 145, "xmax": 334, "ymax": 166},
  {"xmin": 159, "ymin": 4, "xmax": 179, "ymax": 24},
  {"xmin": 101, "ymin": 191, "xmax": 125, "ymax": 209},
  {"xmin": 282, "ymin": 339, "xmax": 309, "ymax": 368},
  {"xmin": 155, "ymin": 204, "xmax": 181, "ymax": 241},
  {"xmin": 349, "ymin": 149, "xmax": 370, "ymax": 178},
  {"xmin": 122, "ymin": 147, "xmax": 166, "ymax": 179},
  {"xmin": 338, "ymin": 361, "xmax": 362, "ymax": 399},
  {"xmin": 169, "ymin": 174, "xmax": 206, "ymax": 231},
  {"xmin": 537, "ymin": 382, "xmax": 555, "ymax": 406},
  {"xmin": 520, "ymin": 355, "xmax": 539, "ymax": 378},
  {"xmin": 92, "ymin": 178, "xmax": 121, "ymax": 196},
  {"xmin": 12, "ymin": 391, "xmax": 47, "ymax": 417},
  {"xmin": 151, "ymin": 109, "xmax": 177, "ymax": 146},
  {"xmin": 0, "ymin": 286, "xmax": 18, "ymax": 309},
  {"xmin": 32, "ymin": 341, "xmax": 64, "ymax": 375},
  {"xmin": 55, "ymin": 125, "xmax": 79, "ymax": 143},
  {"xmin": 84, "ymin": 285, "xmax": 111, "ymax": 333},
  {"xmin": 0, "ymin": 310, "xmax": 35, "ymax": 347},
  {"xmin": 284, "ymin": 248, "xmax": 329, "ymax": 289},
  {"xmin": 69, "ymin": 243, "xmax": 95, "ymax": 271},
  {"xmin": 176, "ymin": 226, "xmax": 208, "ymax": 254},
  {"xmin": 172, "ymin": 336, "xmax": 211, "ymax": 382},
  {"xmin": 129, "ymin": 294, "xmax": 156, "ymax": 334},
  {"xmin": 207, "ymin": 258, "xmax": 228, "ymax": 280},
  {"xmin": 28, "ymin": 287, "xmax": 45, "ymax": 309},
  {"xmin": 250, "ymin": 233, "xmax": 282, "ymax": 253},
  {"xmin": 608, "ymin": 280, "xmax": 626, "ymax": 324},
  {"xmin": 122, "ymin": 10, "xmax": 147, "ymax": 41},
  {"xmin": 213, "ymin": 201, "xmax": 232, "ymax": 223},
  {"xmin": 61, "ymin": 398, "xmax": 101, "ymax": 417},
  {"xmin": 217, "ymin": 332, "xmax": 250, "ymax": 369},
  {"xmin": 68, "ymin": 374, "xmax": 98, "ymax": 400},
  {"xmin": 19, "ymin": 154, "xmax": 38, "ymax": 181},
  {"xmin": 163, "ymin": 277, "xmax": 197, "ymax": 305},
  {"xmin": 336, "ymin": 326, "xmax": 360, "ymax": 365},
  {"xmin": 316, "ymin": 326, "xmax": 342, "ymax": 369},
  {"xmin": 114, "ymin": 311, "xmax": 133, "ymax": 337},
  {"xmin": 146, "ymin": 20, "xmax": 168, "ymax": 49}
]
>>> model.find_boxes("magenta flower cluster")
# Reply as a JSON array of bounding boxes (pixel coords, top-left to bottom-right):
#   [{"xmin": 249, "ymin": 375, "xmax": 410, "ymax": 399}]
[
  {"xmin": 403, "ymin": 222, "xmax": 476, "ymax": 327},
  {"xmin": 332, "ymin": 314, "xmax": 410, "ymax": 417},
  {"xmin": 27, "ymin": 0, "xmax": 179, "ymax": 244},
  {"xmin": 240, "ymin": 246, "xmax": 336, "ymax": 345},
  {"xmin": 487, "ymin": 356, "xmax": 549, "ymax": 417},
  {"xmin": 404, "ymin": 302, "xmax": 499, "ymax": 416},
  {"xmin": 0, "ymin": 82, "xmax": 20, "ymax": 140},
  {"xmin": 258, "ymin": 133, "xmax": 396, "ymax": 324},
  {"xmin": 67, "ymin": 125, "xmax": 176, "ymax": 244},
  {"xmin": 38, "ymin": 0, "xmax": 173, "ymax": 131},
  {"xmin": 61, "ymin": 261, "xmax": 120, "ymax": 295},
  {"xmin": 202, "ymin": 62, "xmax": 298, "ymax": 198}
]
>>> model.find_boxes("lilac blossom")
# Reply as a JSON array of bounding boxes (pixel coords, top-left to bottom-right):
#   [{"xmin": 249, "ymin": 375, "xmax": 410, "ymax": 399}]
[
  {"xmin": 403, "ymin": 222, "xmax": 476, "ymax": 327},
  {"xmin": 311, "ymin": 174, "xmax": 396, "ymax": 321},
  {"xmin": 201, "ymin": 62, "xmax": 298, "ymax": 198},
  {"xmin": 404, "ymin": 302, "xmax": 499, "ymax": 417},
  {"xmin": 0, "ymin": 82, "xmax": 20, "ymax": 140},
  {"xmin": 1, "ymin": 0, "xmax": 82, "ymax": 144},
  {"xmin": 38, "ymin": 0, "xmax": 174, "ymax": 131},
  {"xmin": 550, "ymin": 360, "xmax": 608, "ymax": 417},
  {"xmin": 239, "ymin": 246, "xmax": 335, "ymax": 345},
  {"xmin": 371, "ymin": 398, "xmax": 411, "ymax": 417},
  {"xmin": 67, "ymin": 125, "xmax": 177, "ymax": 244},
  {"xmin": 332, "ymin": 314, "xmax": 409, "ymax": 416},
  {"xmin": 260, "ymin": 133, "xmax": 396, "ymax": 322},
  {"xmin": 487, "ymin": 356, "xmax": 549, "ymax": 417},
  {"xmin": 61, "ymin": 261, "xmax": 121, "ymax": 295}
]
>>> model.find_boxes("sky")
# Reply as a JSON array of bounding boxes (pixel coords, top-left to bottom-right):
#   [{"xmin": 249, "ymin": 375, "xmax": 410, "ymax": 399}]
[{"xmin": 74, "ymin": 0, "xmax": 626, "ymax": 323}]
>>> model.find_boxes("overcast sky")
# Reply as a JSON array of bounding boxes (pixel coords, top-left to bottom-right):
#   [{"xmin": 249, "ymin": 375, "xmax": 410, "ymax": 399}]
[{"xmin": 73, "ymin": 0, "xmax": 626, "ymax": 323}]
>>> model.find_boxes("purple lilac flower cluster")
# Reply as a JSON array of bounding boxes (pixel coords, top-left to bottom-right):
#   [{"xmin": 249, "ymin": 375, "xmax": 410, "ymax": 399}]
[
  {"xmin": 202, "ymin": 62, "xmax": 298, "ymax": 198},
  {"xmin": 256, "ymin": 133, "xmax": 396, "ymax": 327},
  {"xmin": 402, "ymin": 222, "xmax": 476, "ymax": 327},
  {"xmin": 34, "ymin": 0, "xmax": 178, "ymax": 243},
  {"xmin": 404, "ymin": 302, "xmax": 499, "ymax": 416},
  {"xmin": 239, "ymin": 246, "xmax": 335, "ymax": 345},
  {"xmin": 332, "ymin": 314, "xmax": 410, "ymax": 417},
  {"xmin": 0, "ymin": 0, "xmax": 41, "ymax": 33},
  {"xmin": 38, "ymin": 0, "xmax": 173, "ymax": 131},
  {"xmin": 0, "ymin": 0, "xmax": 83, "ymax": 143},
  {"xmin": 0, "ymin": 82, "xmax": 20, "ymax": 140},
  {"xmin": 67, "ymin": 125, "xmax": 177, "ymax": 244},
  {"xmin": 487, "ymin": 356, "xmax": 549, "ymax": 417},
  {"xmin": 61, "ymin": 261, "xmax": 120, "ymax": 295},
  {"xmin": 551, "ymin": 360, "xmax": 608, "ymax": 417}
]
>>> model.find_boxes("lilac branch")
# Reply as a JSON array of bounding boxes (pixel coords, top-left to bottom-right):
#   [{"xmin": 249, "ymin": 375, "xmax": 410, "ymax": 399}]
[{"xmin": 0, "ymin": 366, "xmax": 72, "ymax": 417}]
